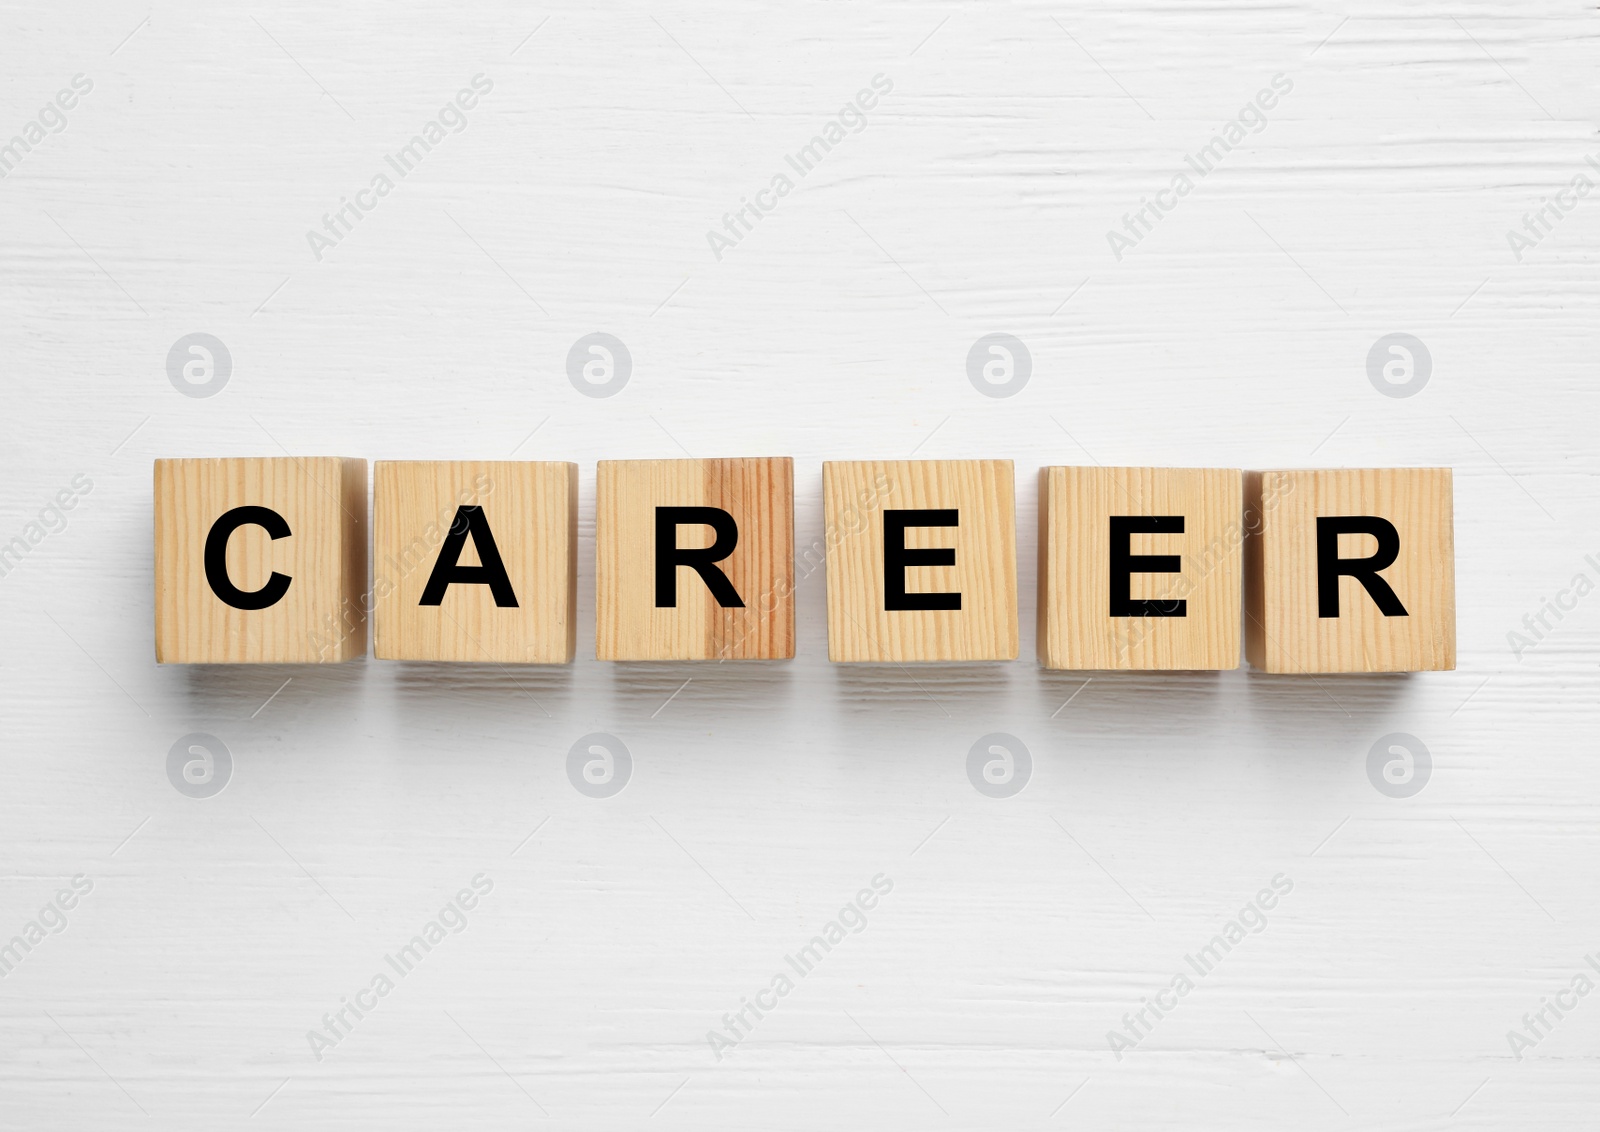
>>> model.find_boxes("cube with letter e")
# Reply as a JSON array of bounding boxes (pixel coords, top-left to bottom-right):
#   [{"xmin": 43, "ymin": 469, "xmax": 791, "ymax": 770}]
[
  {"xmin": 1244, "ymin": 468, "xmax": 1455, "ymax": 672},
  {"xmin": 823, "ymin": 459, "xmax": 1017, "ymax": 662},
  {"xmin": 1038, "ymin": 467, "xmax": 1242, "ymax": 669}
]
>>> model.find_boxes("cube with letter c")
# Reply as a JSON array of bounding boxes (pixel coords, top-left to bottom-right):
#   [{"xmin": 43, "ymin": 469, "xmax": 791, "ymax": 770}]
[
  {"xmin": 154, "ymin": 457, "xmax": 367, "ymax": 663},
  {"xmin": 1244, "ymin": 468, "xmax": 1455, "ymax": 672},
  {"xmin": 1038, "ymin": 467, "xmax": 1243, "ymax": 669},
  {"xmin": 823, "ymin": 459, "xmax": 1017, "ymax": 662}
]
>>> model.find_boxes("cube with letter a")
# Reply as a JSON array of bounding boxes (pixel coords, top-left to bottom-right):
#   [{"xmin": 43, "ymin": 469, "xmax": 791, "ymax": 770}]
[
  {"xmin": 1245, "ymin": 468, "xmax": 1455, "ymax": 672},
  {"xmin": 1039, "ymin": 467, "xmax": 1242, "ymax": 669},
  {"xmin": 595, "ymin": 458, "xmax": 794, "ymax": 660},
  {"xmin": 823, "ymin": 460, "xmax": 1017, "ymax": 662},
  {"xmin": 154, "ymin": 457, "xmax": 367, "ymax": 663},
  {"xmin": 373, "ymin": 461, "xmax": 578, "ymax": 663}
]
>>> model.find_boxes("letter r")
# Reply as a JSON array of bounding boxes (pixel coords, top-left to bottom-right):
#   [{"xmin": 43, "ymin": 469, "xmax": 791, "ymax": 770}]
[
  {"xmin": 1316, "ymin": 516, "xmax": 1408, "ymax": 617},
  {"xmin": 655, "ymin": 507, "xmax": 744, "ymax": 608}
]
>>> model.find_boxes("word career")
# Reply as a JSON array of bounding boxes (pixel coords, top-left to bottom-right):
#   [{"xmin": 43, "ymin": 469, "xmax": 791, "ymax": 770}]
[{"xmin": 153, "ymin": 458, "xmax": 1455, "ymax": 673}]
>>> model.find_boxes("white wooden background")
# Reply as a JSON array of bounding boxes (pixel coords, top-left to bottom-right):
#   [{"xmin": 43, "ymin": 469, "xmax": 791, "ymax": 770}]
[{"xmin": 2, "ymin": 1, "xmax": 1596, "ymax": 1127}]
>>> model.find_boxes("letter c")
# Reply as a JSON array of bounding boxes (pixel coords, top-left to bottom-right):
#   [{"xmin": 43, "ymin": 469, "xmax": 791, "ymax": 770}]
[
  {"xmin": 204, "ymin": 505, "xmax": 292, "ymax": 610},
  {"xmin": 354, "ymin": 988, "xmax": 378, "ymax": 1010},
  {"xmin": 755, "ymin": 988, "xmax": 778, "ymax": 1010},
  {"xmin": 355, "ymin": 188, "xmax": 376, "ymax": 211}
]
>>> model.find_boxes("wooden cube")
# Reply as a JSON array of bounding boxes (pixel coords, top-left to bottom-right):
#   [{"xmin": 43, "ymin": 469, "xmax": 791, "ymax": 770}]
[
  {"xmin": 373, "ymin": 461, "xmax": 577, "ymax": 663},
  {"xmin": 1245, "ymin": 468, "xmax": 1455, "ymax": 673},
  {"xmin": 154, "ymin": 457, "xmax": 367, "ymax": 663},
  {"xmin": 596, "ymin": 458, "xmax": 793, "ymax": 660},
  {"xmin": 1038, "ymin": 467, "xmax": 1242, "ymax": 670},
  {"xmin": 823, "ymin": 460, "xmax": 1017, "ymax": 662}
]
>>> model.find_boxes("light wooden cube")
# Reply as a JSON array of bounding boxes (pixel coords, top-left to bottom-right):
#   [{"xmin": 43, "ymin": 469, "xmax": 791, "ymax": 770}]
[
  {"xmin": 823, "ymin": 460, "xmax": 1017, "ymax": 662},
  {"xmin": 1245, "ymin": 468, "xmax": 1455, "ymax": 673},
  {"xmin": 154, "ymin": 457, "xmax": 367, "ymax": 663},
  {"xmin": 1038, "ymin": 467, "xmax": 1242, "ymax": 670},
  {"xmin": 596, "ymin": 458, "xmax": 794, "ymax": 660},
  {"xmin": 373, "ymin": 461, "xmax": 577, "ymax": 663}
]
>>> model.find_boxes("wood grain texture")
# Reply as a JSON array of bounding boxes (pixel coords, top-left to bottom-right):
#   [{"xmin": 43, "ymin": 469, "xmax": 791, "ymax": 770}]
[
  {"xmin": 153, "ymin": 457, "xmax": 366, "ymax": 663},
  {"xmin": 1245, "ymin": 468, "xmax": 1456, "ymax": 673},
  {"xmin": 824, "ymin": 460, "xmax": 1017, "ymax": 662},
  {"xmin": 1039, "ymin": 466, "xmax": 1242, "ymax": 670},
  {"xmin": 595, "ymin": 458, "xmax": 793, "ymax": 660},
  {"xmin": 373, "ymin": 461, "xmax": 577, "ymax": 663}
]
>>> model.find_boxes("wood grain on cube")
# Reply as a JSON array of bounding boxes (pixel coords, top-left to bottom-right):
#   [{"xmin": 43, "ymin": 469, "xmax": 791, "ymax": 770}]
[
  {"xmin": 1038, "ymin": 467, "xmax": 1242, "ymax": 670},
  {"xmin": 1244, "ymin": 467, "xmax": 1455, "ymax": 673},
  {"xmin": 373, "ymin": 461, "xmax": 577, "ymax": 663},
  {"xmin": 596, "ymin": 458, "xmax": 793, "ymax": 660},
  {"xmin": 154, "ymin": 457, "xmax": 367, "ymax": 663},
  {"xmin": 823, "ymin": 460, "xmax": 1017, "ymax": 662}
]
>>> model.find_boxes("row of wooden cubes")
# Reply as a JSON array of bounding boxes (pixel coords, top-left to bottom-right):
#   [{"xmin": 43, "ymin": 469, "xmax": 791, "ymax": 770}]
[{"xmin": 153, "ymin": 458, "xmax": 1455, "ymax": 671}]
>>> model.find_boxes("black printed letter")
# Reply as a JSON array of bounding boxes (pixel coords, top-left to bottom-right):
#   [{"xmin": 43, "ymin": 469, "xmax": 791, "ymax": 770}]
[
  {"xmin": 883, "ymin": 510, "xmax": 960, "ymax": 611},
  {"xmin": 205, "ymin": 505, "xmax": 292, "ymax": 610},
  {"xmin": 419, "ymin": 506, "xmax": 519, "ymax": 607},
  {"xmin": 1316, "ymin": 516, "xmax": 1407, "ymax": 617},
  {"xmin": 1108, "ymin": 516, "xmax": 1186, "ymax": 617},
  {"xmin": 655, "ymin": 507, "xmax": 743, "ymax": 608}
]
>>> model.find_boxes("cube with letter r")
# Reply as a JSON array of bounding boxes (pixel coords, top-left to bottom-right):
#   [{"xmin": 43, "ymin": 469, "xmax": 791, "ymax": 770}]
[
  {"xmin": 595, "ymin": 458, "xmax": 794, "ymax": 660},
  {"xmin": 1244, "ymin": 468, "xmax": 1455, "ymax": 672}
]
